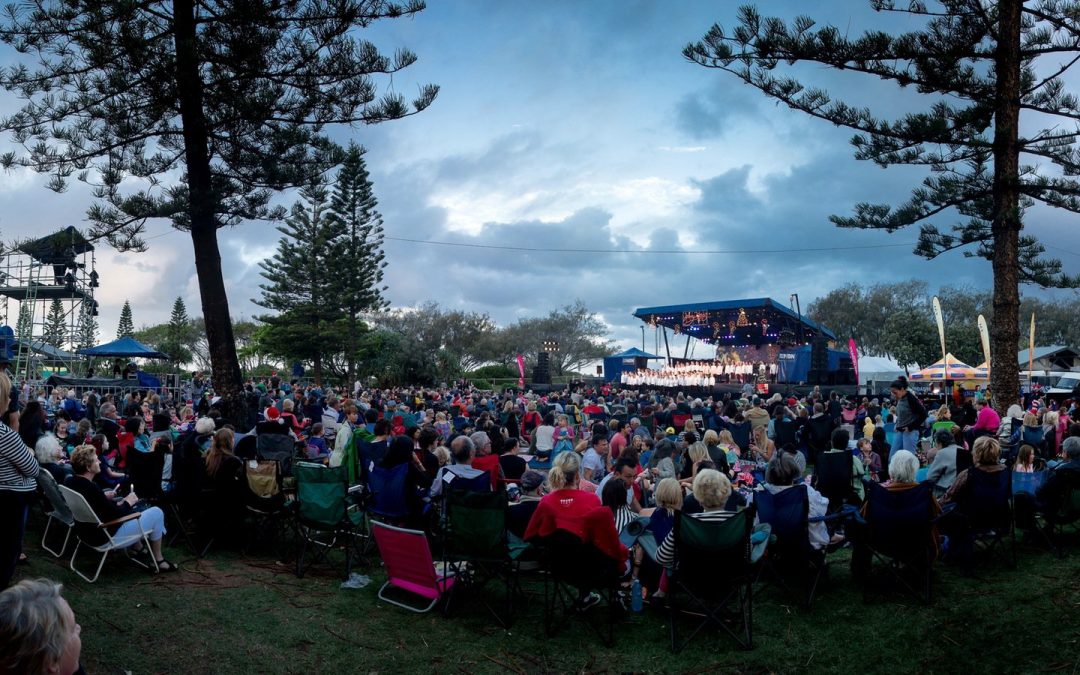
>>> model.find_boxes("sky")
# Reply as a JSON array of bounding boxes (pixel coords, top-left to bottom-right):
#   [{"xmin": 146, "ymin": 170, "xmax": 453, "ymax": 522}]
[{"xmin": 1, "ymin": 1, "xmax": 1079, "ymax": 355}]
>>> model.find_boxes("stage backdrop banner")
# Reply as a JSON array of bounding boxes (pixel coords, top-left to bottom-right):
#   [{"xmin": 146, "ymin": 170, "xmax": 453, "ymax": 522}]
[{"xmin": 848, "ymin": 339, "xmax": 860, "ymax": 385}]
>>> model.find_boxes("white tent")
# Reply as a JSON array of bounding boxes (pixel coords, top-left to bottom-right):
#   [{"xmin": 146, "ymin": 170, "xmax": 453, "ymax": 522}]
[{"xmin": 856, "ymin": 352, "xmax": 909, "ymax": 386}]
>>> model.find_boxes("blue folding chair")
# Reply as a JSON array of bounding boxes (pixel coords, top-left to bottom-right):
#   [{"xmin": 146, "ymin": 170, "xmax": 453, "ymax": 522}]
[
  {"xmin": 859, "ymin": 481, "xmax": 937, "ymax": 604},
  {"xmin": 755, "ymin": 485, "xmax": 834, "ymax": 609},
  {"xmin": 368, "ymin": 463, "xmax": 410, "ymax": 522}
]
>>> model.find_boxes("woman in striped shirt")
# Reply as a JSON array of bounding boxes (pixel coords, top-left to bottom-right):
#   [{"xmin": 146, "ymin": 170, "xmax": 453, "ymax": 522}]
[
  {"xmin": 655, "ymin": 469, "xmax": 735, "ymax": 568},
  {"xmin": 0, "ymin": 372, "xmax": 39, "ymax": 588}
]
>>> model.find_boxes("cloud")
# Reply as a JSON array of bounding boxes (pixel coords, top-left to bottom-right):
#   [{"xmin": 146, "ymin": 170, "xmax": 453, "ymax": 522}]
[{"xmin": 657, "ymin": 145, "xmax": 707, "ymax": 153}]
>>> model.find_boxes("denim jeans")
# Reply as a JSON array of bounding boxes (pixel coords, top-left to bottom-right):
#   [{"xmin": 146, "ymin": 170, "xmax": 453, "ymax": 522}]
[{"xmin": 892, "ymin": 429, "xmax": 921, "ymax": 457}]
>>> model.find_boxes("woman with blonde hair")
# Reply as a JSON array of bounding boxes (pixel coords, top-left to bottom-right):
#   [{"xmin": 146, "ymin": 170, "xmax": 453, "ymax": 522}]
[
  {"xmin": 679, "ymin": 441, "xmax": 710, "ymax": 482},
  {"xmin": 749, "ymin": 425, "xmax": 775, "ymax": 463},
  {"xmin": 655, "ymin": 469, "xmax": 736, "ymax": 567},
  {"xmin": 717, "ymin": 429, "xmax": 740, "ymax": 465},
  {"xmin": 647, "ymin": 477, "xmax": 684, "ymax": 574},
  {"xmin": 65, "ymin": 445, "xmax": 175, "ymax": 572},
  {"xmin": 524, "ymin": 450, "xmax": 627, "ymax": 610}
]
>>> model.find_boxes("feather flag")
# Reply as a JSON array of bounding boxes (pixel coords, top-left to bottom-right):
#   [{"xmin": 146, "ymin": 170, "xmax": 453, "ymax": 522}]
[
  {"xmin": 932, "ymin": 296, "xmax": 947, "ymax": 366},
  {"xmin": 1028, "ymin": 313, "xmax": 1036, "ymax": 383},
  {"xmin": 977, "ymin": 314, "xmax": 991, "ymax": 370}
]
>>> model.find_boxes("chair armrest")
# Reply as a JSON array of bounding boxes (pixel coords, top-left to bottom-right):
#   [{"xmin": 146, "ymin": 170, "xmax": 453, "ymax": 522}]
[{"xmin": 99, "ymin": 512, "xmax": 141, "ymax": 528}]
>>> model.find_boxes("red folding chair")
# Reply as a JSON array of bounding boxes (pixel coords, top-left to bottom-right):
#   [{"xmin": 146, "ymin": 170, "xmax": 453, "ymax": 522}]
[{"xmin": 372, "ymin": 521, "xmax": 456, "ymax": 613}]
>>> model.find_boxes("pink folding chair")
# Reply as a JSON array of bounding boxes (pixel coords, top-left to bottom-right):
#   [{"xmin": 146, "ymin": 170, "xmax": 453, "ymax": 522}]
[{"xmin": 372, "ymin": 521, "xmax": 456, "ymax": 613}]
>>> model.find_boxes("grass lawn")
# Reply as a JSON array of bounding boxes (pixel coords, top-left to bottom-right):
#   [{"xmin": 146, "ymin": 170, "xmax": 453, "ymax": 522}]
[{"xmin": 14, "ymin": 516, "xmax": 1080, "ymax": 675}]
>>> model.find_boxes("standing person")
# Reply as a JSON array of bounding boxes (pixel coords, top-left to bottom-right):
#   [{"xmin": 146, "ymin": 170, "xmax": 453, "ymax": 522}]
[
  {"xmin": 890, "ymin": 376, "xmax": 926, "ymax": 456},
  {"xmin": 0, "ymin": 372, "xmax": 38, "ymax": 588}
]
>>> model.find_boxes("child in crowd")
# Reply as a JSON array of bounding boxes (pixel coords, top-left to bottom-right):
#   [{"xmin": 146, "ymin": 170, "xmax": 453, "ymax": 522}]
[
  {"xmin": 305, "ymin": 422, "xmax": 329, "ymax": 462},
  {"xmin": 433, "ymin": 411, "xmax": 451, "ymax": 439},
  {"xmin": 1014, "ymin": 444, "xmax": 1036, "ymax": 473},
  {"xmin": 857, "ymin": 438, "xmax": 881, "ymax": 482}
]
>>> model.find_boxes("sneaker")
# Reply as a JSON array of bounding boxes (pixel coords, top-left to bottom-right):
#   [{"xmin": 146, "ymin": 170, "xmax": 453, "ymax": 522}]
[{"xmin": 575, "ymin": 592, "xmax": 602, "ymax": 612}]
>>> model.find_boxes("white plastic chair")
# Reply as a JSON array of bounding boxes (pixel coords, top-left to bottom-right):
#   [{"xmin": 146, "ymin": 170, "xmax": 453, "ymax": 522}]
[
  {"xmin": 37, "ymin": 471, "xmax": 74, "ymax": 558},
  {"xmin": 59, "ymin": 485, "xmax": 158, "ymax": 582}
]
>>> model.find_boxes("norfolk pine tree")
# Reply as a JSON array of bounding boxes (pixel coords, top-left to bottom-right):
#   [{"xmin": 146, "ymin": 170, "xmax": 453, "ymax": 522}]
[
  {"xmin": 164, "ymin": 296, "xmax": 193, "ymax": 368},
  {"xmin": 255, "ymin": 181, "xmax": 343, "ymax": 385},
  {"xmin": 0, "ymin": 1, "xmax": 437, "ymax": 418},
  {"xmin": 42, "ymin": 298, "xmax": 66, "ymax": 348},
  {"xmin": 685, "ymin": 1, "xmax": 1080, "ymax": 409},
  {"xmin": 117, "ymin": 301, "xmax": 134, "ymax": 339},
  {"xmin": 326, "ymin": 143, "xmax": 389, "ymax": 385}
]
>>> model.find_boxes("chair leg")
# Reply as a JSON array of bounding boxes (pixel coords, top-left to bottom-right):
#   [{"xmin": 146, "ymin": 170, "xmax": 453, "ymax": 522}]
[
  {"xmin": 70, "ymin": 541, "xmax": 108, "ymax": 584},
  {"xmin": 41, "ymin": 518, "xmax": 71, "ymax": 558}
]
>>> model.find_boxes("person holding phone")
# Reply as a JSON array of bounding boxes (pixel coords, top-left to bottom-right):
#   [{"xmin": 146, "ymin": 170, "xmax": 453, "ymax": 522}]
[{"xmin": 64, "ymin": 445, "xmax": 176, "ymax": 573}]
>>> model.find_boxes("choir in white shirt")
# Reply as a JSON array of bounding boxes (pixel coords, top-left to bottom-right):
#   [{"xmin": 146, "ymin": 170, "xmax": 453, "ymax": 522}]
[{"xmin": 620, "ymin": 359, "xmax": 778, "ymax": 388}]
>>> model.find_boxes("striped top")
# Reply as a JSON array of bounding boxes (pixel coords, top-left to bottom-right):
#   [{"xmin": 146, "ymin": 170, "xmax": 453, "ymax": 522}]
[
  {"xmin": 0, "ymin": 422, "xmax": 38, "ymax": 492},
  {"xmin": 655, "ymin": 509, "xmax": 735, "ymax": 567}
]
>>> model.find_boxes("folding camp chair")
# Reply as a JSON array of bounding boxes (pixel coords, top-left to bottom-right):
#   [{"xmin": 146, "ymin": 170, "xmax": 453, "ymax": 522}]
[
  {"xmin": 372, "ymin": 520, "xmax": 455, "ymax": 613},
  {"xmin": 294, "ymin": 462, "xmax": 365, "ymax": 579},
  {"xmin": 729, "ymin": 421, "xmax": 752, "ymax": 455},
  {"xmin": 441, "ymin": 489, "xmax": 526, "ymax": 627},
  {"xmin": 368, "ymin": 463, "xmax": 409, "ymax": 523},
  {"xmin": 859, "ymin": 482, "xmax": 936, "ymax": 604},
  {"xmin": 755, "ymin": 485, "xmax": 833, "ymax": 609},
  {"xmin": 537, "ymin": 529, "xmax": 622, "ymax": 647},
  {"xmin": 242, "ymin": 458, "xmax": 292, "ymax": 556},
  {"xmin": 814, "ymin": 452, "xmax": 857, "ymax": 516},
  {"xmin": 668, "ymin": 507, "xmax": 758, "ymax": 652},
  {"xmin": 806, "ymin": 417, "xmax": 833, "ymax": 466},
  {"xmin": 60, "ymin": 485, "xmax": 158, "ymax": 582},
  {"xmin": 1039, "ymin": 483, "xmax": 1080, "ymax": 556},
  {"xmin": 774, "ymin": 419, "xmax": 798, "ymax": 449},
  {"xmin": 37, "ymin": 470, "xmax": 74, "ymax": 558},
  {"xmin": 958, "ymin": 468, "xmax": 1016, "ymax": 570},
  {"xmin": 256, "ymin": 433, "xmax": 298, "ymax": 477}
]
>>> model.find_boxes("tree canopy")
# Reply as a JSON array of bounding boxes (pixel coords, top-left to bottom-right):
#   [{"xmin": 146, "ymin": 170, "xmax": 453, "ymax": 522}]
[
  {"xmin": 686, "ymin": 1, "xmax": 1080, "ymax": 408},
  {"xmin": 0, "ymin": 0, "xmax": 437, "ymax": 416}
]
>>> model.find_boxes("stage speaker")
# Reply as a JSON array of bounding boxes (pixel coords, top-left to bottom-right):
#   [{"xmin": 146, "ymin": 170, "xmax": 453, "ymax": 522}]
[
  {"xmin": 810, "ymin": 337, "xmax": 829, "ymax": 372},
  {"xmin": 533, "ymin": 352, "xmax": 551, "ymax": 385}
]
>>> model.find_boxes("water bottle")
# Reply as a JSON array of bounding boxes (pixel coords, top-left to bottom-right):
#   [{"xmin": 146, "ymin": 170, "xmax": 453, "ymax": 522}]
[{"xmin": 631, "ymin": 578, "xmax": 642, "ymax": 613}]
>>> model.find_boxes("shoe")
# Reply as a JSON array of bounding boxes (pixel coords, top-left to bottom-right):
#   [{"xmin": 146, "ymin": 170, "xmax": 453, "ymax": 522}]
[{"xmin": 574, "ymin": 592, "xmax": 602, "ymax": 612}]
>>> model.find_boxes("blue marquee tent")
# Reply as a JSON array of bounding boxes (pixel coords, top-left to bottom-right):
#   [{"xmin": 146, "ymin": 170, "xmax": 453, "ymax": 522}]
[
  {"xmin": 77, "ymin": 336, "xmax": 170, "ymax": 360},
  {"xmin": 603, "ymin": 347, "xmax": 664, "ymax": 382}
]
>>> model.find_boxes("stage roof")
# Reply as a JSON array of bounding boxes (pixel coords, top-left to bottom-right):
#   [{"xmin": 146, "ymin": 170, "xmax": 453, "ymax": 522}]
[{"xmin": 633, "ymin": 297, "xmax": 836, "ymax": 346}]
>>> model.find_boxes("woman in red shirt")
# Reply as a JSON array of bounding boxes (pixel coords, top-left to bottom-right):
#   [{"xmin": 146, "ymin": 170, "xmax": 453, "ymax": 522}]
[{"xmin": 524, "ymin": 452, "xmax": 627, "ymax": 564}]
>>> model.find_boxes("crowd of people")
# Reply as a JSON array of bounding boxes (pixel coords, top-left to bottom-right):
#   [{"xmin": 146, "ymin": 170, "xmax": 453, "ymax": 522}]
[{"xmin": 1, "ymin": 369, "xmax": 1079, "ymax": 671}]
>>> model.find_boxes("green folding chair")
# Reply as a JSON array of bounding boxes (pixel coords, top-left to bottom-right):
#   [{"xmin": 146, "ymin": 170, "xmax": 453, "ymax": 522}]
[
  {"xmin": 294, "ymin": 462, "xmax": 365, "ymax": 579},
  {"xmin": 668, "ymin": 507, "xmax": 758, "ymax": 652},
  {"xmin": 441, "ymin": 489, "xmax": 527, "ymax": 627}
]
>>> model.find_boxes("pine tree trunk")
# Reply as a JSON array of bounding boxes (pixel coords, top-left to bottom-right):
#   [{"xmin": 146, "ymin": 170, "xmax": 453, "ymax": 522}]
[
  {"xmin": 989, "ymin": 0, "xmax": 1023, "ymax": 412},
  {"xmin": 174, "ymin": 0, "xmax": 245, "ymax": 421},
  {"xmin": 346, "ymin": 313, "xmax": 357, "ymax": 389}
]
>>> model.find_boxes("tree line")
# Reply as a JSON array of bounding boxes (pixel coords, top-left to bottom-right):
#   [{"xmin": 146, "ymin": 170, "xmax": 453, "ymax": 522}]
[{"xmin": 807, "ymin": 281, "xmax": 1080, "ymax": 371}]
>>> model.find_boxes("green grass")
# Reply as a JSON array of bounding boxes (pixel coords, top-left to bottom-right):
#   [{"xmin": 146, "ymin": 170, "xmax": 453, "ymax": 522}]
[{"xmin": 15, "ymin": 517, "xmax": 1080, "ymax": 675}]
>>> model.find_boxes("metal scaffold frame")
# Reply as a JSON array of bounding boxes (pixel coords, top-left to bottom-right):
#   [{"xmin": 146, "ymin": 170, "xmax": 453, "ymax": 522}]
[{"xmin": 0, "ymin": 226, "xmax": 99, "ymax": 382}]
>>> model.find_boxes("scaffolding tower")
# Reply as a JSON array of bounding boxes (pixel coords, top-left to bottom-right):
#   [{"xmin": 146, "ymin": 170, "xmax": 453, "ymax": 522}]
[{"xmin": 0, "ymin": 226, "xmax": 99, "ymax": 381}]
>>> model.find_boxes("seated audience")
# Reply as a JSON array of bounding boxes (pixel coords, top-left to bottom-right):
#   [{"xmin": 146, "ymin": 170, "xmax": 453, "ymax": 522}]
[{"xmin": 64, "ymin": 445, "xmax": 175, "ymax": 572}]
